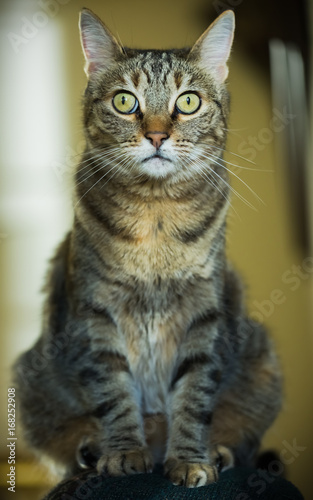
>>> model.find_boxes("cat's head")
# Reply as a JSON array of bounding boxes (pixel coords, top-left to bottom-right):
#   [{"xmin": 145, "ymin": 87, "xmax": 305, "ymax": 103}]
[{"xmin": 79, "ymin": 9, "xmax": 235, "ymax": 183}]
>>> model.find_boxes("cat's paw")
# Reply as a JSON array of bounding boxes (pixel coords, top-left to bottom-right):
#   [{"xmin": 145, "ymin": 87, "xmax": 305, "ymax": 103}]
[
  {"xmin": 164, "ymin": 458, "xmax": 218, "ymax": 487},
  {"xmin": 97, "ymin": 448, "xmax": 153, "ymax": 477},
  {"xmin": 211, "ymin": 445, "xmax": 234, "ymax": 472}
]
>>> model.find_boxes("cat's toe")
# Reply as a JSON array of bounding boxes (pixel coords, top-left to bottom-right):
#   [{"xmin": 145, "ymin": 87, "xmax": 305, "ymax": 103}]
[
  {"xmin": 164, "ymin": 459, "xmax": 218, "ymax": 487},
  {"xmin": 97, "ymin": 448, "xmax": 153, "ymax": 476},
  {"xmin": 77, "ymin": 438, "xmax": 101, "ymax": 469},
  {"xmin": 211, "ymin": 444, "xmax": 235, "ymax": 472}
]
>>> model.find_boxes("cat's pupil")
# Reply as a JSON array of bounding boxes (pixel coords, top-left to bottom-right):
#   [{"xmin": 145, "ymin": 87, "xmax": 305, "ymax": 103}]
[
  {"xmin": 121, "ymin": 96, "xmax": 126, "ymax": 105},
  {"xmin": 186, "ymin": 96, "xmax": 190, "ymax": 105}
]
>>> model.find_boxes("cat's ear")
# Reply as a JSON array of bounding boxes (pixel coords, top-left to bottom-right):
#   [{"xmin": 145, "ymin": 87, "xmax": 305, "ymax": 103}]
[
  {"xmin": 189, "ymin": 10, "xmax": 235, "ymax": 83},
  {"xmin": 79, "ymin": 9, "xmax": 124, "ymax": 77}
]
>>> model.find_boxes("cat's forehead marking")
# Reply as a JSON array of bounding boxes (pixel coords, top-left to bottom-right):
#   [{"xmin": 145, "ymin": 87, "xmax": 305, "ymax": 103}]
[
  {"xmin": 137, "ymin": 51, "xmax": 175, "ymax": 87},
  {"xmin": 131, "ymin": 71, "xmax": 141, "ymax": 88},
  {"xmin": 134, "ymin": 53, "xmax": 202, "ymax": 95},
  {"xmin": 132, "ymin": 53, "xmax": 192, "ymax": 97},
  {"xmin": 174, "ymin": 71, "xmax": 183, "ymax": 90}
]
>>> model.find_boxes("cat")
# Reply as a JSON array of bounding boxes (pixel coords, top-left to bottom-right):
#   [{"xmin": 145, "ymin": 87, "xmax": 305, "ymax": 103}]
[{"xmin": 13, "ymin": 8, "xmax": 282, "ymax": 488}]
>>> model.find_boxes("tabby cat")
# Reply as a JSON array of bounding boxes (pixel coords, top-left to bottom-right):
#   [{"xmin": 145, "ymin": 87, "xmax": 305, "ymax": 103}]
[{"xmin": 14, "ymin": 8, "xmax": 282, "ymax": 488}]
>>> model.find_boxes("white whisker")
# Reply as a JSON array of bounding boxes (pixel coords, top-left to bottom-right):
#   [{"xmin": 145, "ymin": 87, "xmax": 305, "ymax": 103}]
[
  {"xmin": 189, "ymin": 149, "xmax": 257, "ymax": 212},
  {"xmin": 198, "ymin": 152, "xmax": 264, "ymax": 207},
  {"xmin": 205, "ymin": 144, "xmax": 257, "ymax": 166},
  {"xmin": 180, "ymin": 151, "xmax": 237, "ymax": 215},
  {"xmin": 99, "ymin": 156, "xmax": 133, "ymax": 190},
  {"xmin": 75, "ymin": 155, "xmax": 129, "ymax": 207},
  {"xmin": 77, "ymin": 146, "xmax": 123, "ymax": 174},
  {"xmin": 76, "ymin": 151, "xmax": 130, "ymax": 186},
  {"xmin": 192, "ymin": 159, "xmax": 239, "ymax": 216}
]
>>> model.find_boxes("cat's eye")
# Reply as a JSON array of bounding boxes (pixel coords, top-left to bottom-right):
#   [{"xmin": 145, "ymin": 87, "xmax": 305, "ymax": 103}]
[
  {"xmin": 176, "ymin": 93, "xmax": 201, "ymax": 115},
  {"xmin": 113, "ymin": 92, "xmax": 138, "ymax": 114}
]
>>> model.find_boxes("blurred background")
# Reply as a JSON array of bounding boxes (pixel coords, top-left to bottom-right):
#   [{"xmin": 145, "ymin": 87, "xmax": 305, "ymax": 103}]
[{"xmin": 0, "ymin": 0, "xmax": 312, "ymax": 498}]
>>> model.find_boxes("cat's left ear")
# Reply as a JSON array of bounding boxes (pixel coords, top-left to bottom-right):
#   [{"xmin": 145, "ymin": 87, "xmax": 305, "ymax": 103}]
[{"xmin": 189, "ymin": 10, "xmax": 235, "ymax": 83}]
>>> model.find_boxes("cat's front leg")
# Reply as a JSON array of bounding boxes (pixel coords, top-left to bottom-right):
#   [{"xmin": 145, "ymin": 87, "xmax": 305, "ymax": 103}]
[
  {"xmin": 71, "ymin": 315, "xmax": 153, "ymax": 477},
  {"xmin": 78, "ymin": 367, "xmax": 153, "ymax": 478},
  {"xmin": 164, "ymin": 322, "xmax": 233, "ymax": 487}
]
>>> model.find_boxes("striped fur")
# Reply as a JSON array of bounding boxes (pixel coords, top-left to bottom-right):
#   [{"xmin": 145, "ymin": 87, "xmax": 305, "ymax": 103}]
[{"xmin": 13, "ymin": 9, "xmax": 282, "ymax": 487}]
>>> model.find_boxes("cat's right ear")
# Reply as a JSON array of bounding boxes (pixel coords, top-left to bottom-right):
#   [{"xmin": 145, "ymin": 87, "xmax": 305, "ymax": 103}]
[{"xmin": 79, "ymin": 9, "xmax": 124, "ymax": 77}]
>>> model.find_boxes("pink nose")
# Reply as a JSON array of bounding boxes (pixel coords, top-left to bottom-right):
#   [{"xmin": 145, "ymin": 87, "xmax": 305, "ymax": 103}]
[{"xmin": 145, "ymin": 132, "xmax": 168, "ymax": 149}]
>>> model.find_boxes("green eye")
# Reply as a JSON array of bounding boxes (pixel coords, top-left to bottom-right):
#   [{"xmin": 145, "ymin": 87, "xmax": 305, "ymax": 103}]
[
  {"xmin": 113, "ymin": 92, "xmax": 138, "ymax": 114},
  {"xmin": 176, "ymin": 93, "xmax": 201, "ymax": 114}
]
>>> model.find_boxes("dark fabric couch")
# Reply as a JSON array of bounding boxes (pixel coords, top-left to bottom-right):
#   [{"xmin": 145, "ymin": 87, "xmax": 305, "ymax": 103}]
[{"xmin": 43, "ymin": 465, "xmax": 304, "ymax": 500}]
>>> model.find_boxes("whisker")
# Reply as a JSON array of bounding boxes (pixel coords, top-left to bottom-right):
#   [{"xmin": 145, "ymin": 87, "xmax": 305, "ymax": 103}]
[
  {"xmin": 199, "ymin": 152, "xmax": 264, "ymax": 206},
  {"xmin": 68, "ymin": 144, "xmax": 118, "ymax": 164},
  {"xmin": 220, "ymin": 127, "xmax": 249, "ymax": 132},
  {"xmin": 193, "ymin": 161, "xmax": 238, "ymax": 216},
  {"xmin": 76, "ymin": 151, "xmax": 130, "ymax": 186},
  {"xmin": 191, "ymin": 152, "xmax": 257, "ymax": 212},
  {"xmin": 198, "ymin": 166, "xmax": 239, "ymax": 218},
  {"xmin": 99, "ymin": 156, "xmax": 134, "ymax": 190},
  {"xmin": 205, "ymin": 144, "xmax": 257, "ymax": 166},
  {"xmin": 54, "ymin": 146, "xmax": 123, "ymax": 182},
  {"xmin": 75, "ymin": 156, "xmax": 127, "ymax": 207},
  {"xmin": 206, "ymin": 148, "xmax": 273, "ymax": 173},
  {"xmin": 182, "ymin": 150, "xmax": 237, "ymax": 215},
  {"xmin": 76, "ymin": 147, "xmax": 123, "ymax": 173}
]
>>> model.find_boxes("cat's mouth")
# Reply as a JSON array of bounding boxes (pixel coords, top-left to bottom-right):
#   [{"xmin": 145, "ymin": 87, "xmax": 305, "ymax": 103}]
[
  {"xmin": 142, "ymin": 153, "xmax": 172, "ymax": 163},
  {"xmin": 140, "ymin": 153, "xmax": 176, "ymax": 179}
]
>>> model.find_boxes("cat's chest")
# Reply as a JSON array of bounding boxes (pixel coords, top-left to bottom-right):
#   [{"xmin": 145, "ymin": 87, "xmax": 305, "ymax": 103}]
[
  {"xmin": 121, "ymin": 311, "xmax": 184, "ymax": 413},
  {"xmin": 106, "ymin": 201, "xmax": 217, "ymax": 280},
  {"xmin": 78, "ymin": 190, "xmax": 222, "ymax": 281},
  {"xmin": 122, "ymin": 202, "xmax": 178, "ymax": 244}
]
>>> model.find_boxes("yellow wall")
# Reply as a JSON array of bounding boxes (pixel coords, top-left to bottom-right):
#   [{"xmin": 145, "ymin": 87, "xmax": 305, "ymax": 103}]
[{"xmin": 0, "ymin": 0, "xmax": 312, "ymax": 498}]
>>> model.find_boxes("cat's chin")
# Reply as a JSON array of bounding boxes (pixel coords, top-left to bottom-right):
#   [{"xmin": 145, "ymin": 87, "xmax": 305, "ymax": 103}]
[{"xmin": 139, "ymin": 156, "xmax": 177, "ymax": 179}]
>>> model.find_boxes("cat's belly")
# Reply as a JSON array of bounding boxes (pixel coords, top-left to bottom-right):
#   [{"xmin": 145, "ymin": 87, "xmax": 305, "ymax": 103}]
[
  {"xmin": 127, "ymin": 316, "xmax": 180, "ymax": 415},
  {"xmin": 134, "ymin": 356, "xmax": 169, "ymax": 414}
]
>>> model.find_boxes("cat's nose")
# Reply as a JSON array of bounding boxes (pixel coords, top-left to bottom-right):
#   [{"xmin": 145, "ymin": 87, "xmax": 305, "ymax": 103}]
[{"xmin": 145, "ymin": 132, "xmax": 169, "ymax": 150}]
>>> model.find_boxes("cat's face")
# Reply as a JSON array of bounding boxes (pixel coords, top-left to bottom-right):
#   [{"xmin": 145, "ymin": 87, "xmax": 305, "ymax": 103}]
[{"xmin": 79, "ymin": 10, "xmax": 235, "ymax": 183}]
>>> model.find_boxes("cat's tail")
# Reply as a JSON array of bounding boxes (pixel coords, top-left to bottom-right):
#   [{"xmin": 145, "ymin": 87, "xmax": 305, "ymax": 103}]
[{"xmin": 256, "ymin": 450, "xmax": 285, "ymax": 478}]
